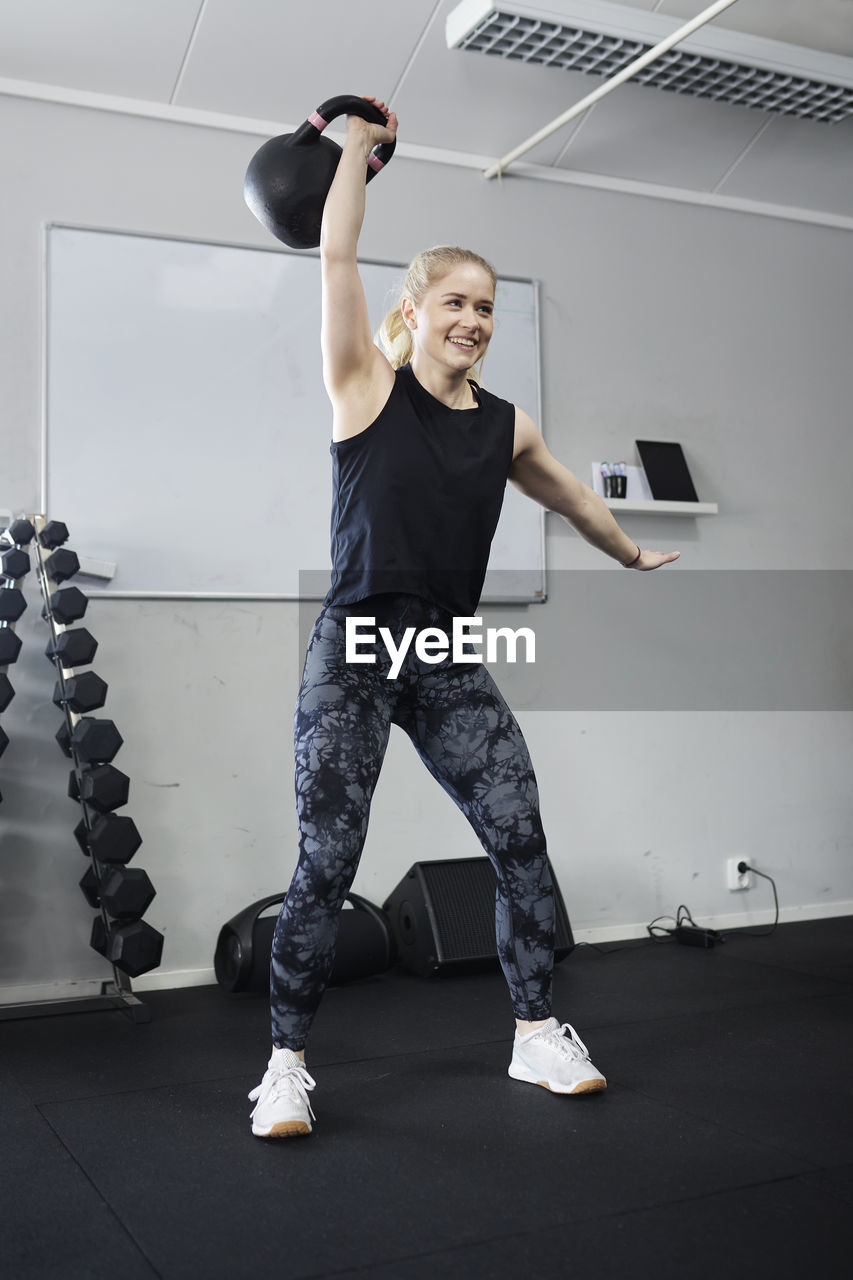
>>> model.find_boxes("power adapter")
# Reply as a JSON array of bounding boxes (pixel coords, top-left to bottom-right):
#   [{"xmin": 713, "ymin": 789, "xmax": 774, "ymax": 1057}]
[{"xmin": 675, "ymin": 925, "xmax": 724, "ymax": 948}]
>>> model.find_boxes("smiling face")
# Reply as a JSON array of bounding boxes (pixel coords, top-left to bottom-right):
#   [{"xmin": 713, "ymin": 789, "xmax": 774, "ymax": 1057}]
[{"xmin": 402, "ymin": 262, "xmax": 495, "ymax": 374}]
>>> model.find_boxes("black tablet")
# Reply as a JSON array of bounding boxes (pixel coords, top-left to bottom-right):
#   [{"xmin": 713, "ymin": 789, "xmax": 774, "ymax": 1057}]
[{"xmin": 635, "ymin": 440, "xmax": 699, "ymax": 502}]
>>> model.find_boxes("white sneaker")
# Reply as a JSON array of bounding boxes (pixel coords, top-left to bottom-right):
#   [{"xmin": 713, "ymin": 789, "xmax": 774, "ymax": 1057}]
[
  {"xmin": 508, "ymin": 1018, "xmax": 607, "ymax": 1095},
  {"xmin": 248, "ymin": 1048, "xmax": 317, "ymax": 1137}
]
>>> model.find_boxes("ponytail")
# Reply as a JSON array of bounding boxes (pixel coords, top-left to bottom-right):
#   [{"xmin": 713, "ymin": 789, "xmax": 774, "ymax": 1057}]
[{"xmin": 377, "ymin": 305, "xmax": 413, "ymax": 369}]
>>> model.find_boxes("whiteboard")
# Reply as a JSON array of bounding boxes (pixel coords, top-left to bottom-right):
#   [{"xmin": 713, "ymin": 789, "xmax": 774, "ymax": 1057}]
[{"xmin": 45, "ymin": 226, "xmax": 545, "ymax": 602}]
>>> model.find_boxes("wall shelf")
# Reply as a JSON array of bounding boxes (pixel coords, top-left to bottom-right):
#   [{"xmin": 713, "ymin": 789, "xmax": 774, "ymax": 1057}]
[{"xmin": 604, "ymin": 498, "xmax": 718, "ymax": 515}]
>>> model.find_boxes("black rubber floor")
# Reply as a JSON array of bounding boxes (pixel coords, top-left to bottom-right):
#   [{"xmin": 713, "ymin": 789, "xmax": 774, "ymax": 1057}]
[{"xmin": 3, "ymin": 917, "xmax": 852, "ymax": 1280}]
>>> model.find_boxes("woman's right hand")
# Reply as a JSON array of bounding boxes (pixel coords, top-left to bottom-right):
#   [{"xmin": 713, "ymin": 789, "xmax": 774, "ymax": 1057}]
[{"xmin": 347, "ymin": 95, "xmax": 398, "ymax": 150}]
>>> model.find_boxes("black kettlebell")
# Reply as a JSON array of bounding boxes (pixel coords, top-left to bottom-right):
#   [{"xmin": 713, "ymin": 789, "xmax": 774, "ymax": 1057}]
[{"xmin": 243, "ymin": 94, "xmax": 396, "ymax": 250}]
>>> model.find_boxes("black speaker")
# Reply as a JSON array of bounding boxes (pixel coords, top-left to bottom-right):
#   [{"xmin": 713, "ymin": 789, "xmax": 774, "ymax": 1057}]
[
  {"xmin": 382, "ymin": 857, "xmax": 574, "ymax": 978},
  {"xmin": 214, "ymin": 892, "xmax": 396, "ymax": 993}
]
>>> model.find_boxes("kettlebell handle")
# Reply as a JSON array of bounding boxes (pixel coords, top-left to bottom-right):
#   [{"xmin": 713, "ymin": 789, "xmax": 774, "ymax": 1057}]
[{"xmin": 291, "ymin": 94, "xmax": 396, "ymax": 182}]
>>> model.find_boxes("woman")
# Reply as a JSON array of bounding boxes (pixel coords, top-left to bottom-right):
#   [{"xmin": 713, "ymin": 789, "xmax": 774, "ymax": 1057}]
[{"xmin": 248, "ymin": 99, "xmax": 679, "ymax": 1137}]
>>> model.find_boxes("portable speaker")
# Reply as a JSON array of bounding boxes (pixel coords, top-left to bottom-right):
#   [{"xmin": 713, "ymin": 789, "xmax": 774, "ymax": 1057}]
[
  {"xmin": 214, "ymin": 892, "xmax": 395, "ymax": 993},
  {"xmin": 382, "ymin": 857, "xmax": 574, "ymax": 978}
]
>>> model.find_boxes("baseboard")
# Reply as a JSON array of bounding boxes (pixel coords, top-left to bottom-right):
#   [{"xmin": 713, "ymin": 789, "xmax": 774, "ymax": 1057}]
[
  {"xmin": 0, "ymin": 978, "xmax": 106, "ymax": 1006},
  {"xmin": 132, "ymin": 966, "xmax": 218, "ymax": 992},
  {"xmin": 0, "ymin": 967, "xmax": 218, "ymax": 1007}
]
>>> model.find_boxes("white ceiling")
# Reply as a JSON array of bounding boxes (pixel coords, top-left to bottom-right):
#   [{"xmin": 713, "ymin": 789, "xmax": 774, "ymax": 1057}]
[
  {"xmin": 1, "ymin": 0, "xmax": 852, "ymax": 216},
  {"xmin": 620, "ymin": 0, "xmax": 853, "ymax": 56}
]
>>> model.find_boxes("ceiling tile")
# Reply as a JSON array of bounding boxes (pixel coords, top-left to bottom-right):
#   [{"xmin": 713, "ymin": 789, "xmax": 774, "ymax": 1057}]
[
  {"xmin": 655, "ymin": 0, "xmax": 853, "ymax": 59},
  {"xmin": 175, "ymin": 0, "xmax": 438, "ymax": 124},
  {"xmin": 552, "ymin": 80, "xmax": 773, "ymax": 190},
  {"xmin": 716, "ymin": 113, "xmax": 853, "ymax": 215},
  {"xmin": 0, "ymin": 0, "xmax": 201, "ymax": 100},
  {"xmin": 393, "ymin": 0, "xmax": 608, "ymax": 165}
]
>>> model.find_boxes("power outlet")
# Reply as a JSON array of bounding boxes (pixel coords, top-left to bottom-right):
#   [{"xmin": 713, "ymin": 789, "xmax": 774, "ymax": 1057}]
[{"xmin": 726, "ymin": 858, "xmax": 751, "ymax": 891}]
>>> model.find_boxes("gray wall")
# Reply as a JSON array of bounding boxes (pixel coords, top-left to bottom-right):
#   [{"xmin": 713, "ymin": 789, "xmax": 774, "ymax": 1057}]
[{"xmin": 1, "ymin": 94, "xmax": 852, "ymax": 998}]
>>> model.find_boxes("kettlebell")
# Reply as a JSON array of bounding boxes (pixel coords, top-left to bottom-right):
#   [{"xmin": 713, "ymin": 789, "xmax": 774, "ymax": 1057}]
[{"xmin": 243, "ymin": 94, "xmax": 396, "ymax": 250}]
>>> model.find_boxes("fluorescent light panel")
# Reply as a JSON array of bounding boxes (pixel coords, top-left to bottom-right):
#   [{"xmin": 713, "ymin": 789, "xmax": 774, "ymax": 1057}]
[{"xmin": 446, "ymin": 0, "xmax": 853, "ymax": 122}]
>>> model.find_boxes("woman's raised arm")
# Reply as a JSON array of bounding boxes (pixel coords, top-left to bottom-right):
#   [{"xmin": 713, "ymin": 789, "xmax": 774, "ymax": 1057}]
[{"xmin": 320, "ymin": 97, "xmax": 397, "ymax": 406}]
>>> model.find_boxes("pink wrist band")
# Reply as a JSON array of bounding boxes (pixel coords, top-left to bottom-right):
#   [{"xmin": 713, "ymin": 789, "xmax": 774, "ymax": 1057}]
[{"xmin": 623, "ymin": 546, "xmax": 642, "ymax": 568}]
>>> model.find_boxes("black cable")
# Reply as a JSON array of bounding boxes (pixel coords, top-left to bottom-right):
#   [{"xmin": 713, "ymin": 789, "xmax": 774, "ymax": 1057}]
[
  {"xmin": 729, "ymin": 865, "xmax": 780, "ymax": 937},
  {"xmin": 574, "ymin": 939, "xmax": 654, "ymax": 955},
  {"xmin": 585, "ymin": 877, "xmax": 781, "ymax": 953},
  {"xmin": 646, "ymin": 903, "xmax": 700, "ymax": 941},
  {"xmin": 646, "ymin": 913, "xmax": 677, "ymax": 940}
]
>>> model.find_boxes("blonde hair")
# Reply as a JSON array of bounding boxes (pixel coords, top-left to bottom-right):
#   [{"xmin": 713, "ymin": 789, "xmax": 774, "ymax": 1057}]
[{"xmin": 377, "ymin": 246, "xmax": 497, "ymax": 382}]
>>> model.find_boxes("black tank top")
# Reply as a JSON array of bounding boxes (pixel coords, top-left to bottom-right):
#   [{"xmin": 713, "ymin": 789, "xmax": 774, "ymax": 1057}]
[{"xmin": 324, "ymin": 363, "xmax": 516, "ymax": 616}]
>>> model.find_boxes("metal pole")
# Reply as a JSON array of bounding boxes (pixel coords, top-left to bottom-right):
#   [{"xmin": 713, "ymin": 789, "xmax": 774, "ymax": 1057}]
[{"xmin": 484, "ymin": 0, "xmax": 740, "ymax": 179}]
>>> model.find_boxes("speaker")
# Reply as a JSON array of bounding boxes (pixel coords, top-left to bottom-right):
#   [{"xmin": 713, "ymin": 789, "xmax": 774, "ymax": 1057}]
[
  {"xmin": 382, "ymin": 857, "xmax": 574, "ymax": 978},
  {"xmin": 214, "ymin": 892, "xmax": 396, "ymax": 993}
]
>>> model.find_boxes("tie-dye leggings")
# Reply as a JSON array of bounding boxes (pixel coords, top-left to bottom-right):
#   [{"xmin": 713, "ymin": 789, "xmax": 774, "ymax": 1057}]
[{"xmin": 270, "ymin": 593, "xmax": 555, "ymax": 1050}]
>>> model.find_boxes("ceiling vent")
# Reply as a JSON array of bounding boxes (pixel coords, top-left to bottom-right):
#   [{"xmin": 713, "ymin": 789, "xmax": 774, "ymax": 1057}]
[{"xmin": 446, "ymin": 0, "xmax": 853, "ymax": 123}]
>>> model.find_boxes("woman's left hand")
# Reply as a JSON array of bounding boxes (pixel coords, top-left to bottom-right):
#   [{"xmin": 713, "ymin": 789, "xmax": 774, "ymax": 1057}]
[{"xmin": 632, "ymin": 549, "xmax": 680, "ymax": 570}]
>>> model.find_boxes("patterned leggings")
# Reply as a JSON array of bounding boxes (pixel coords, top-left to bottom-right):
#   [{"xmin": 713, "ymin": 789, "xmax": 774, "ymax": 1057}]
[{"xmin": 270, "ymin": 593, "xmax": 555, "ymax": 1050}]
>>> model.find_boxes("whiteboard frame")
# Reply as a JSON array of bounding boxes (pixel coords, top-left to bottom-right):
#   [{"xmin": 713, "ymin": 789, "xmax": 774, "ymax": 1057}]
[{"xmin": 42, "ymin": 222, "xmax": 546, "ymax": 604}]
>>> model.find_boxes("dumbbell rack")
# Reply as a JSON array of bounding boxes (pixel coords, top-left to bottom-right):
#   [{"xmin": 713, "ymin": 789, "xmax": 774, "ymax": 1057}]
[{"xmin": 0, "ymin": 514, "xmax": 162, "ymax": 1024}]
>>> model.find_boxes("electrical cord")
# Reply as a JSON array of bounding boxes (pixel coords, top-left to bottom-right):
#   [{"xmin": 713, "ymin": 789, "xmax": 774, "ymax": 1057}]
[
  {"xmin": 646, "ymin": 903, "xmax": 701, "ymax": 940},
  {"xmin": 572, "ymin": 906, "xmax": 705, "ymax": 953},
  {"xmin": 730, "ymin": 861, "xmax": 780, "ymax": 937},
  {"xmin": 574, "ymin": 940, "xmax": 651, "ymax": 955},
  {"xmin": 578, "ymin": 868, "xmax": 781, "ymax": 954},
  {"xmin": 645, "ymin": 867, "xmax": 780, "ymax": 943}
]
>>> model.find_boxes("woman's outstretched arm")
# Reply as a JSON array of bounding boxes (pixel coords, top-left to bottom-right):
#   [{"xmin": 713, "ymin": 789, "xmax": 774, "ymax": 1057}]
[
  {"xmin": 320, "ymin": 96, "xmax": 397, "ymax": 406},
  {"xmin": 510, "ymin": 407, "xmax": 680, "ymax": 570}
]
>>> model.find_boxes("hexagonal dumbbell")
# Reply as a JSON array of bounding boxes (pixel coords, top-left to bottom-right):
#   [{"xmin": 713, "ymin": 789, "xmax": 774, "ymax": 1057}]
[
  {"xmin": 70, "ymin": 717, "xmax": 123, "ymax": 763},
  {"xmin": 39, "ymin": 520, "xmax": 69, "ymax": 549},
  {"xmin": 74, "ymin": 812, "xmax": 141, "ymax": 863},
  {"xmin": 8, "ymin": 518, "xmax": 35, "ymax": 546},
  {"xmin": 45, "ymin": 585, "xmax": 88, "ymax": 625},
  {"xmin": 44, "ymin": 548, "xmax": 80, "ymax": 583},
  {"xmin": 0, "ymin": 725, "xmax": 8, "ymax": 759},
  {"xmin": 53, "ymin": 672, "xmax": 108, "ymax": 714},
  {"xmin": 45, "ymin": 628, "xmax": 98, "ymax": 668},
  {"xmin": 68, "ymin": 764, "xmax": 130, "ymax": 812},
  {"xmin": 79, "ymin": 863, "xmax": 155, "ymax": 921},
  {"xmin": 81, "ymin": 763, "xmax": 130, "ymax": 811},
  {"xmin": 105, "ymin": 919, "xmax": 164, "ymax": 977},
  {"xmin": 0, "ymin": 629, "xmax": 23, "ymax": 665},
  {"xmin": 0, "ymin": 672, "xmax": 14, "ymax": 712},
  {"xmin": 1, "ymin": 547, "xmax": 30, "ymax": 581},
  {"xmin": 99, "ymin": 866, "xmax": 156, "ymax": 921},
  {"xmin": 90, "ymin": 915, "xmax": 164, "ymax": 977},
  {"xmin": 0, "ymin": 588, "xmax": 26, "ymax": 622}
]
